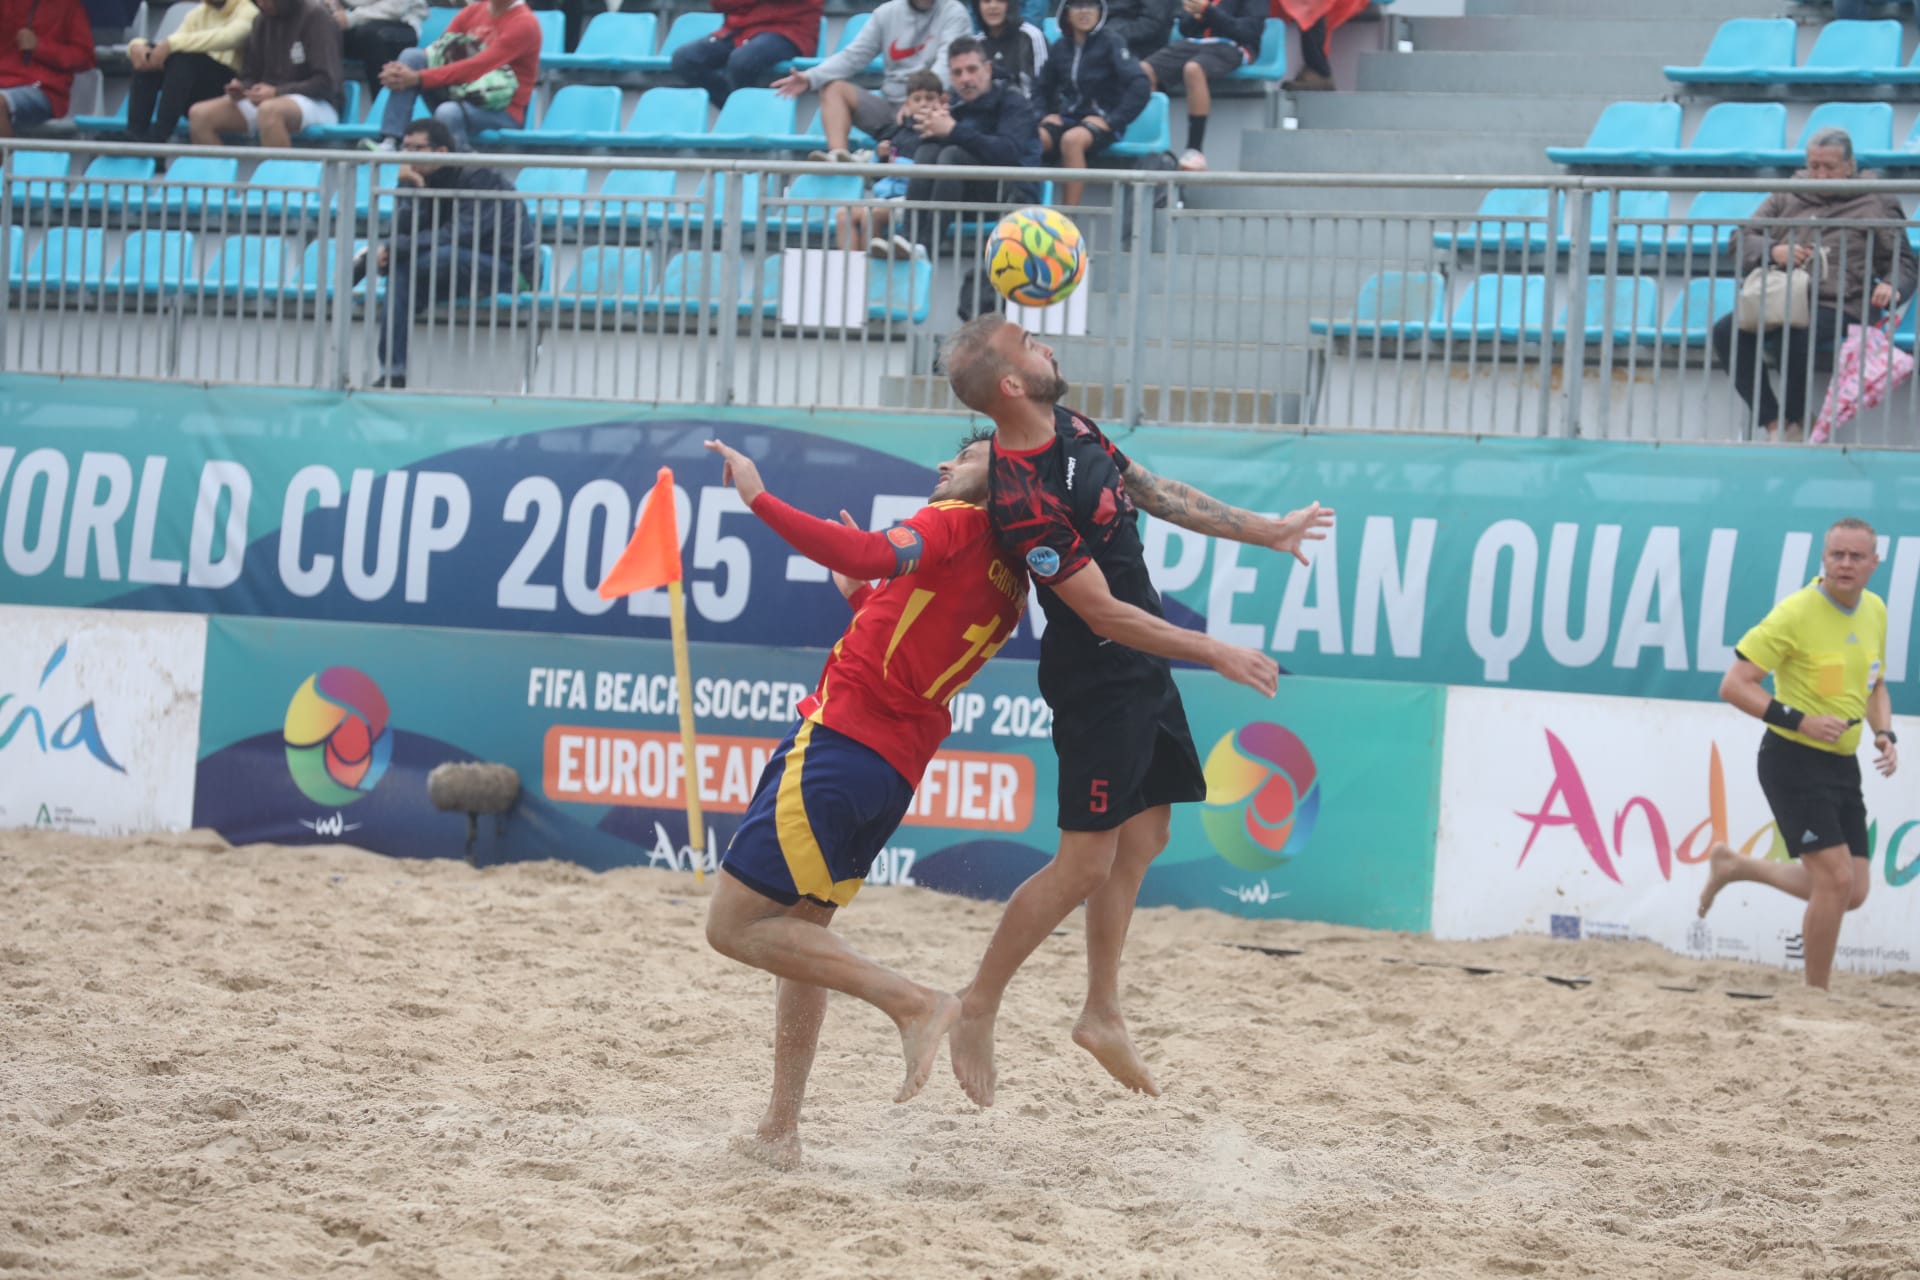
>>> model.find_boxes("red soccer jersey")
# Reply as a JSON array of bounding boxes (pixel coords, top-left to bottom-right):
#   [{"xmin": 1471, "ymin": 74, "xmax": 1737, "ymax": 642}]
[{"xmin": 805, "ymin": 500, "xmax": 1027, "ymax": 783}]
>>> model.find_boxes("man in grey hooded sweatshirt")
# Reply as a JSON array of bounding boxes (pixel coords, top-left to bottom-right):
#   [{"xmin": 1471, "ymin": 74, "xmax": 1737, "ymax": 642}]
[{"xmin": 773, "ymin": 0, "xmax": 972, "ymax": 161}]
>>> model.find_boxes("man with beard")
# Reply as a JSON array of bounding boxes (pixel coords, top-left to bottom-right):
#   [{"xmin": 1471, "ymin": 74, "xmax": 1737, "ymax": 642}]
[{"xmin": 940, "ymin": 315, "xmax": 1334, "ymax": 1105}]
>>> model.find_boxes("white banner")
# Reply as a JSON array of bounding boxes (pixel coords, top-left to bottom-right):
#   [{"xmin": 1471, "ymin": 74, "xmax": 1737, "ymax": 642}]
[
  {"xmin": 0, "ymin": 606, "xmax": 206, "ymax": 836},
  {"xmin": 1435, "ymin": 686, "xmax": 1920, "ymax": 974}
]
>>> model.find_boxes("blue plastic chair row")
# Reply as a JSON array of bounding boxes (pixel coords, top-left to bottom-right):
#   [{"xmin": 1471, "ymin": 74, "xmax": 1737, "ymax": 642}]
[
  {"xmin": 474, "ymin": 84, "xmax": 818, "ymax": 149},
  {"xmin": 1310, "ymin": 271, "xmax": 1742, "ymax": 347},
  {"xmin": 514, "ymin": 166, "xmax": 874, "ymax": 234},
  {"xmin": 1434, "ymin": 188, "xmax": 1771, "ymax": 254},
  {"xmin": 1549, "ymin": 99, "xmax": 1920, "ymax": 168},
  {"xmin": 4, "ymin": 227, "xmax": 383, "ymax": 298},
  {"xmin": 74, "ymin": 80, "xmax": 364, "ymax": 140},
  {"xmin": 1667, "ymin": 19, "xmax": 1920, "ymax": 85}
]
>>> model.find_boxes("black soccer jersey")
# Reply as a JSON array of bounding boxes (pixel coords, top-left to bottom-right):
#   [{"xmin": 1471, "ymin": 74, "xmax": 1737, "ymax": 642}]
[{"xmin": 986, "ymin": 404, "xmax": 1169, "ymax": 696}]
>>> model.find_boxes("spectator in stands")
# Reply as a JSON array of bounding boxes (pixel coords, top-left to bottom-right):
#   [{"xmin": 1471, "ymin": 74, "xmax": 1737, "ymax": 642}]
[
  {"xmin": 1103, "ymin": 0, "xmax": 1171, "ymax": 59},
  {"xmin": 1712, "ymin": 128, "xmax": 1917, "ymax": 442},
  {"xmin": 966, "ymin": 0, "xmax": 1044, "ymax": 100},
  {"xmin": 369, "ymin": 117, "xmax": 536, "ymax": 388},
  {"xmin": 835, "ymin": 68, "xmax": 943, "ymax": 253},
  {"xmin": 899, "ymin": 36, "xmax": 1037, "ymax": 256},
  {"xmin": 0, "ymin": 0, "xmax": 95, "ymax": 136},
  {"xmin": 1037, "ymin": 0, "xmax": 1147, "ymax": 206},
  {"xmin": 1835, "ymin": 0, "xmax": 1915, "ymax": 17},
  {"xmin": 187, "ymin": 0, "xmax": 342, "ymax": 147},
  {"xmin": 368, "ymin": 0, "xmax": 540, "ymax": 151},
  {"xmin": 1140, "ymin": 0, "xmax": 1260, "ymax": 171},
  {"xmin": 125, "ymin": 0, "xmax": 256, "ymax": 143},
  {"xmin": 673, "ymin": 0, "xmax": 823, "ymax": 107},
  {"xmin": 325, "ymin": 0, "xmax": 427, "ymax": 94},
  {"xmin": 772, "ymin": 0, "xmax": 971, "ymax": 163},
  {"xmin": 1276, "ymin": 0, "xmax": 1364, "ymax": 92}
]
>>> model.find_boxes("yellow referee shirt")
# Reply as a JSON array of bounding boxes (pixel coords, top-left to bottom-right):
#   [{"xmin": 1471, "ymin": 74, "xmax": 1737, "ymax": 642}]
[{"xmin": 1736, "ymin": 577, "xmax": 1888, "ymax": 756}]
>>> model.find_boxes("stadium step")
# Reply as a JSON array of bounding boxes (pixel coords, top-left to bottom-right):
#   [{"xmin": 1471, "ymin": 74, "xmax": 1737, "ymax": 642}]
[
  {"xmin": 1177, "ymin": 185, "xmax": 1493, "ymax": 218},
  {"xmin": 1286, "ymin": 91, "xmax": 1617, "ymax": 139},
  {"xmin": 1404, "ymin": 16, "xmax": 1723, "ymax": 60},
  {"xmin": 1240, "ymin": 128, "xmax": 1578, "ymax": 176},
  {"xmin": 1357, "ymin": 51, "xmax": 1674, "ymax": 98},
  {"xmin": 1466, "ymin": 0, "xmax": 1762, "ymax": 18}
]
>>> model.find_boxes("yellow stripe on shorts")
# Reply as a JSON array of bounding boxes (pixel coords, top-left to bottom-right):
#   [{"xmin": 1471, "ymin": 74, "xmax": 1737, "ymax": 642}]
[{"xmin": 774, "ymin": 721, "xmax": 867, "ymax": 908}]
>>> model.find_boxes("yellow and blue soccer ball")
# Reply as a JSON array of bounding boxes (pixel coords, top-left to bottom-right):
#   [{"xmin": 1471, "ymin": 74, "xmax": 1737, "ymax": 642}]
[{"xmin": 986, "ymin": 206, "xmax": 1087, "ymax": 307}]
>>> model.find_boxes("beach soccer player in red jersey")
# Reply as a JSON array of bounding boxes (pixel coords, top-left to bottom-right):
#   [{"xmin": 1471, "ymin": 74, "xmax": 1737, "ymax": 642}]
[
  {"xmin": 701, "ymin": 433, "xmax": 1026, "ymax": 1166},
  {"xmin": 940, "ymin": 315, "xmax": 1335, "ymax": 1106}
]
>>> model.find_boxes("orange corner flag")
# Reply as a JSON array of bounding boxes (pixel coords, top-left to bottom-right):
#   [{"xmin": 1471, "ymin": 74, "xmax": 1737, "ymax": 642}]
[{"xmin": 598, "ymin": 467, "xmax": 682, "ymax": 599}]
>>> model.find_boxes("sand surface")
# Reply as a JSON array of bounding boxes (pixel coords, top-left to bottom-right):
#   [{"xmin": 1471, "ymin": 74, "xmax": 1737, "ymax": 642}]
[{"xmin": 4, "ymin": 829, "xmax": 1920, "ymax": 1279}]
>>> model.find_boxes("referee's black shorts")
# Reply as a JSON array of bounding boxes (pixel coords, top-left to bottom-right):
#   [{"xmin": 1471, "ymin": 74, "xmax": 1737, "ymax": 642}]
[
  {"xmin": 1757, "ymin": 730, "xmax": 1869, "ymax": 860},
  {"xmin": 1047, "ymin": 672, "xmax": 1206, "ymax": 833}
]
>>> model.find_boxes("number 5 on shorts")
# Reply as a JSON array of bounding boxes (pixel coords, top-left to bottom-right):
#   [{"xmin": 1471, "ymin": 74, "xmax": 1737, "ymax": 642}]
[{"xmin": 1089, "ymin": 778, "xmax": 1108, "ymax": 814}]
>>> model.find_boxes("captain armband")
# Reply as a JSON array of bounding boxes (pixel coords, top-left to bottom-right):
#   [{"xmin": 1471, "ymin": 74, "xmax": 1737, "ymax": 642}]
[{"xmin": 883, "ymin": 524, "xmax": 925, "ymax": 577}]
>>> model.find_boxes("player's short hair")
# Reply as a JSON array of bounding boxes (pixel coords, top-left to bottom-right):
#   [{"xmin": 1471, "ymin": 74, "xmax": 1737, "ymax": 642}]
[
  {"xmin": 905, "ymin": 69, "xmax": 944, "ymax": 96},
  {"xmin": 1828, "ymin": 516, "xmax": 1877, "ymax": 542},
  {"xmin": 947, "ymin": 36, "xmax": 986, "ymax": 65},
  {"xmin": 957, "ymin": 427, "xmax": 994, "ymax": 454},
  {"xmin": 943, "ymin": 314, "xmax": 1011, "ymax": 412},
  {"xmin": 404, "ymin": 118, "xmax": 455, "ymax": 151}
]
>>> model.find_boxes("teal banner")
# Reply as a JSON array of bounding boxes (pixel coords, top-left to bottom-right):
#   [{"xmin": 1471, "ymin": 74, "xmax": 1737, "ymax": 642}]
[
  {"xmin": 192, "ymin": 615, "xmax": 1441, "ymax": 930},
  {"xmin": 3, "ymin": 374, "xmax": 1916, "ymax": 711}
]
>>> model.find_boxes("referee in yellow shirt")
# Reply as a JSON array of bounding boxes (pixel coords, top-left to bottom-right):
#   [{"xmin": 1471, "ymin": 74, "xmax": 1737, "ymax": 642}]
[{"xmin": 1698, "ymin": 518, "xmax": 1900, "ymax": 990}]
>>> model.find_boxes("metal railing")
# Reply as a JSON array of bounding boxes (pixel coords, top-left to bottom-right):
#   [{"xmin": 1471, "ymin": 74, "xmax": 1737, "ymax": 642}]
[{"xmin": 5, "ymin": 139, "xmax": 1920, "ymax": 447}]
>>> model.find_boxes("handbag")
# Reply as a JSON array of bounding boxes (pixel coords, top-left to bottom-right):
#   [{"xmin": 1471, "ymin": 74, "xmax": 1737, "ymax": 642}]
[
  {"xmin": 1734, "ymin": 247, "xmax": 1826, "ymax": 333},
  {"xmin": 426, "ymin": 32, "xmax": 519, "ymax": 111},
  {"xmin": 1811, "ymin": 313, "xmax": 1915, "ymax": 443}
]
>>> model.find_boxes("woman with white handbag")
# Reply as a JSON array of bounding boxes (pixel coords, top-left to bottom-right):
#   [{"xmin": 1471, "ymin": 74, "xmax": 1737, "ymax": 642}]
[{"xmin": 1708, "ymin": 128, "xmax": 1916, "ymax": 441}]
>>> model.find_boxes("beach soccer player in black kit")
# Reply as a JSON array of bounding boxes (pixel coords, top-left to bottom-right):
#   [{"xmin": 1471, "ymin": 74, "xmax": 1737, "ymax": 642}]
[{"xmin": 939, "ymin": 315, "xmax": 1336, "ymax": 1105}]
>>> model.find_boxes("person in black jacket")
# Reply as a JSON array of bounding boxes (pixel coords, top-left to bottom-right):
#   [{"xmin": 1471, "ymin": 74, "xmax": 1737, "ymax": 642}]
[
  {"xmin": 1037, "ymin": 0, "xmax": 1147, "ymax": 206},
  {"xmin": 966, "ymin": 0, "xmax": 1045, "ymax": 99},
  {"xmin": 1103, "ymin": 0, "xmax": 1173, "ymax": 58},
  {"xmin": 902, "ymin": 37, "xmax": 1040, "ymax": 257},
  {"xmin": 1141, "ymin": 0, "xmax": 1261, "ymax": 171},
  {"xmin": 369, "ymin": 117, "xmax": 538, "ymax": 388}
]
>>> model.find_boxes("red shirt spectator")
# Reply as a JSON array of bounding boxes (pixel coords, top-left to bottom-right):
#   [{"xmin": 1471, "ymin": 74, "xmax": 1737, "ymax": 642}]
[
  {"xmin": 418, "ymin": 0, "xmax": 540, "ymax": 125},
  {"xmin": 715, "ymin": 0, "xmax": 821, "ymax": 57},
  {"xmin": 0, "ymin": 0, "xmax": 97, "ymax": 123}
]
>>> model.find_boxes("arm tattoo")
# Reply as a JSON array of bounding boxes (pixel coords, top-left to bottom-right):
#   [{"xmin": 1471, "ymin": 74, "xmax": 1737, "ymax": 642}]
[{"xmin": 1127, "ymin": 464, "xmax": 1254, "ymax": 540}]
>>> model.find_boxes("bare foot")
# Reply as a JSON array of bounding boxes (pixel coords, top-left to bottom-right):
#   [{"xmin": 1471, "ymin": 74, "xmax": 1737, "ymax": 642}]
[
  {"xmin": 1072, "ymin": 1008, "xmax": 1160, "ymax": 1097},
  {"xmin": 729, "ymin": 1127, "xmax": 801, "ymax": 1171},
  {"xmin": 895, "ymin": 991, "xmax": 961, "ymax": 1104},
  {"xmin": 950, "ymin": 994, "xmax": 998, "ymax": 1107},
  {"xmin": 1697, "ymin": 842, "xmax": 1741, "ymax": 919}
]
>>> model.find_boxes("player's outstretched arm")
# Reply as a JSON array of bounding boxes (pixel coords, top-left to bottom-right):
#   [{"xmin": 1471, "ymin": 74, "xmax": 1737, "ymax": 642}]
[
  {"xmin": 1123, "ymin": 461, "xmax": 1334, "ymax": 566},
  {"xmin": 1050, "ymin": 559, "xmax": 1278, "ymax": 696},
  {"xmin": 707, "ymin": 439, "xmax": 915, "ymax": 583}
]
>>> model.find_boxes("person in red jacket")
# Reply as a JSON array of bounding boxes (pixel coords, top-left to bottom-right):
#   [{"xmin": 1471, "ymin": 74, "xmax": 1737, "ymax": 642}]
[
  {"xmin": 0, "ymin": 0, "xmax": 96, "ymax": 136},
  {"xmin": 671, "ymin": 0, "xmax": 821, "ymax": 107},
  {"xmin": 369, "ymin": 0, "xmax": 540, "ymax": 150}
]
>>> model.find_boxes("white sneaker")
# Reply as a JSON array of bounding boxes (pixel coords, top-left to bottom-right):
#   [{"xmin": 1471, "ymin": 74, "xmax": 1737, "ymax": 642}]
[
  {"xmin": 1178, "ymin": 148, "xmax": 1208, "ymax": 172},
  {"xmin": 888, "ymin": 234, "xmax": 918, "ymax": 260},
  {"xmin": 849, "ymin": 148, "xmax": 876, "ymax": 164},
  {"xmin": 866, "ymin": 238, "xmax": 896, "ymax": 258}
]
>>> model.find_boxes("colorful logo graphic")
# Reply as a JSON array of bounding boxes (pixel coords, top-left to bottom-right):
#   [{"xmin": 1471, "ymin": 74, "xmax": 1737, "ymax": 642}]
[
  {"xmin": 283, "ymin": 668, "xmax": 392, "ymax": 807},
  {"xmin": 1201, "ymin": 722, "xmax": 1320, "ymax": 872},
  {"xmin": 1, "ymin": 643, "xmax": 125, "ymax": 773}
]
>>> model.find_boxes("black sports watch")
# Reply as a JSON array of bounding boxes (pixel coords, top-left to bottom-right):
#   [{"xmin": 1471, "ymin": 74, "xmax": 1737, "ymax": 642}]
[{"xmin": 1874, "ymin": 728, "xmax": 1898, "ymax": 745}]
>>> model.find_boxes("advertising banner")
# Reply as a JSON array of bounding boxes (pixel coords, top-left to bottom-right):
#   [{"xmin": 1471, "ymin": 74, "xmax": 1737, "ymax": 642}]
[
  {"xmin": 3, "ymin": 375, "xmax": 1917, "ymax": 711},
  {"xmin": 0, "ymin": 605, "xmax": 205, "ymax": 835},
  {"xmin": 192, "ymin": 615, "xmax": 1442, "ymax": 930},
  {"xmin": 1434, "ymin": 686, "xmax": 1920, "ymax": 974}
]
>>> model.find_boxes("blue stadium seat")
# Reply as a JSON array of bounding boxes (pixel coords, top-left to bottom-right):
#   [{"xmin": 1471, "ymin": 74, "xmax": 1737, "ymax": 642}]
[
  {"xmin": 613, "ymin": 86, "xmax": 710, "ymax": 147},
  {"xmin": 1560, "ymin": 274, "xmax": 1660, "ymax": 343},
  {"xmin": 1892, "ymin": 301, "xmax": 1916, "ymax": 354},
  {"xmin": 631, "ymin": 12, "xmax": 724, "ymax": 71},
  {"xmin": 1784, "ymin": 101, "xmax": 1892, "ymax": 166},
  {"xmin": 533, "ymin": 9, "xmax": 565, "ymax": 54},
  {"xmin": 1231, "ymin": 19, "xmax": 1288, "ymax": 80},
  {"xmin": 6, "ymin": 150, "xmax": 70, "ymax": 210},
  {"xmin": 155, "ymin": 155, "xmax": 239, "ymax": 215},
  {"xmin": 19, "ymin": 227, "xmax": 107, "ymax": 291},
  {"xmin": 72, "ymin": 97, "xmax": 142, "ymax": 136},
  {"xmin": 650, "ymin": 249, "xmax": 765, "ymax": 315},
  {"xmin": 481, "ymin": 84, "xmax": 622, "ymax": 146},
  {"xmin": 867, "ymin": 253, "xmax": 931, "ymax": 323},
  {"xmin": 1545, "ymin": 101, "xmax": 1682, "ymax": 166},
  {"xmin": 544, "ymin": 245, "xmax": 654, "ymax": 313},
  {"xmin": 585, "ymin": 167, "xmax": 678, "ymax": 229},
  {"xmin": 794, "ymin": 13, "xmax": 875, "ymax": 72},
  {"xmin": 1868, "ymin": 110, "xmax": 1920, "ymax": 166},
  {"xmin": 1110, "ymin": 93, "xmax": 1170, "ymax": 158},
  {"xmin": 6, "ymin": 230, "xmax": 22, "ymax": 287},
  {"xmin": 668, "ymin": 171, "xmax": 765, "ymax": 230},
  {"xmin": 1650, "ymin": 277, "xmax": 1738, "ymax": 347},
  {"xmin": 246, "ymin": 159, "xmax": 327, "ymax": 219},
  {"xmin": 542, "ymin": 12, "xmax": 658, "ymax": 73},
  {"xmin": 297, "ymin": 238, "xmax": 384, "ymax": 300},
  {"xmin": 516, "ymin": 166, "xmax": 591, "ymax": 229},
  {"xmin": 199, "ymin": 235, "xmax": 297, "ymax": 301},
  {"xmin": 1043, "ymin": 16, "xmax": 1058, "ymax": 40},
  {"xmin": 1664, "ymin": 18, "xmax": 1796, "ymax": 82},
  {"xmin": 706, "ymin": 87, "xmax": 809, "ymax": 149},
  {"xmin": 419, "ymin": 5, "xmax": 456, "ymax": 48},
  {"xmin": 1308, "ymin": 270, "xmax": 1446, "ymax": 339},
  {"xmin": 1570, "ymin": 190, "xmax": 1671, "ymax": 253},
  {"xmin": 770, "ymin": 18, "xmax": 831, "ymax": 73},
  {"xmin": 353, "ymin": 163, "xmax": 406, "ymax": 221},
  {"xmin": 302, "ymin": 80, "xmax": 364, "ymax": 141},
  {"xmin": 451, "ymin": 244, "xmax": 551, "ymax": 308},
  {"xmin": 1432, "ymin": 188, "xmax": 1557, "ymax": 253},
  {"xmin": 760, "ymin": 172, "xmax": 865, "ymax": 234},
  {"xmin": 103, "ymin": 229, "xmax": 197, "ymax": 295},
  {"xmin": 304, "ymin": 84, "xmax": 423, "ymax": 144},
  {"xmin": 1672, "ymin": 190, "xmax": 1766, "ymax": 252},
  {"xmin": 1437, "ymin": 274, "xmax": 1549, "ymax": 343},
  {"xmin": 1777, "ymin": 20, "xmax": 1902, "ymax": 84},
  {"xmin": 1668, "ymin": 102, "xmax": 1786, "ymax": 166},
  {"xmin": 71, "ymin": 154, "xmax": 156, "ymax": 213}
]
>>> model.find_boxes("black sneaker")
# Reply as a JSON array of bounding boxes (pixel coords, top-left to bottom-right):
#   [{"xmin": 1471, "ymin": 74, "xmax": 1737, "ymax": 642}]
[{"xmin": 372, "ymin": 374, "xmax": 407, "ymax": 389}]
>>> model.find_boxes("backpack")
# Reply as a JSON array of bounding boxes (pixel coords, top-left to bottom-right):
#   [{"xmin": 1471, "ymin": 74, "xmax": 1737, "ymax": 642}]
[{"xmin": 426, "ymin": 32, "xmax": 519, "ymax": 111}]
